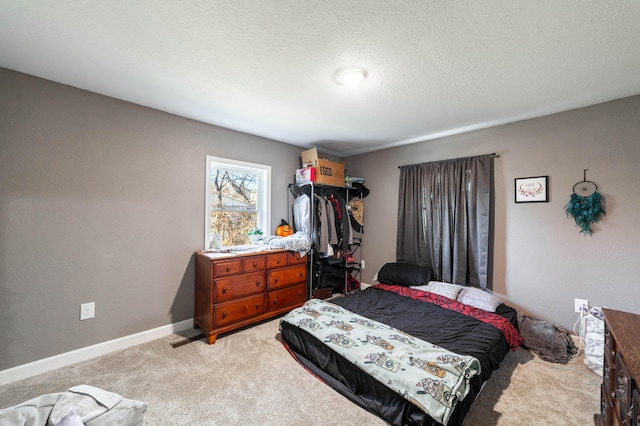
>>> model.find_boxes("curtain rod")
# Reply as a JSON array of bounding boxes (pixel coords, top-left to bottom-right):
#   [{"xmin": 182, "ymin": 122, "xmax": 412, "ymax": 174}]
[{"xmin": 398, "ymin": 153, "xmax": 499, "ymax": 169}]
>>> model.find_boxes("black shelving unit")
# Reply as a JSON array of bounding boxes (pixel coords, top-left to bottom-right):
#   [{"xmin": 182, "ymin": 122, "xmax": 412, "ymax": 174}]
[{"xmin": 288, "ymin": 182, "xmax": 363, "ymax": 299}]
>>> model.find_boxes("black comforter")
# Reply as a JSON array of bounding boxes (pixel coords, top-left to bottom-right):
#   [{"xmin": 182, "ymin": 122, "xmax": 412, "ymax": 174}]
[{"xmin": 279, "ymin": 286, "xmax": 519, "ymax": 426}]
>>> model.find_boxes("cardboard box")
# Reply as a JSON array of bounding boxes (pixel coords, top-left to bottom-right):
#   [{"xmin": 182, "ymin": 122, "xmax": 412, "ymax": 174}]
[
  {"xmin": 301, "ymin": 148, "xmax": 345, "ymax": 187},
  {"xmin": 295, "ymin": 167, "xmax": 315, "ymax": 184}
]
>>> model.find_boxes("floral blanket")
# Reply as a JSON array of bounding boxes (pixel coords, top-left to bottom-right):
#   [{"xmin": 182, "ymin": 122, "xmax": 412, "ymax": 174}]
[{"xmin": 281, "ymin": 299, "xmax": 481, "ymax": 425}]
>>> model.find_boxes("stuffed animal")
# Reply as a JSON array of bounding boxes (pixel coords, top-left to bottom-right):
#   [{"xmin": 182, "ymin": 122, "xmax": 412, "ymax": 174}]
[{"xmin": 276, "ymin": 219, "xmax": 293, "ymax": 237}]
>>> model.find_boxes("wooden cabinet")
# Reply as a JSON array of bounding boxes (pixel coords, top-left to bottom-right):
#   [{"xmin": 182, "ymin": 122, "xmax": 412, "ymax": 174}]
[
  {"xmin": 595, "ymin": 308, "xmax": 640, "ymax": 426},
  {"xmin": 195, "ymin": 250, "xmax": 307, "ymax": 344}
]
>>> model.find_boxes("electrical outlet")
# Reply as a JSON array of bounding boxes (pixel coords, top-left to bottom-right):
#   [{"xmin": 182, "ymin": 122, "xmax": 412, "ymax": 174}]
[
  {"xmin": 361, "ymin": 259, "xmax": 366, "ymax": 269},
  {"xmin": 80, "ymin": 302, "xmax": 95, "ymax": 320},
  {"xmin": 574, "ymin": 298, "xmax": 588, "ymax": 313}
]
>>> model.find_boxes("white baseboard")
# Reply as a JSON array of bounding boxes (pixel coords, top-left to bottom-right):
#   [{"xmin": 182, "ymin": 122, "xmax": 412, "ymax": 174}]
[{"xmin": 0, "ymin": 318, "xmax": 194, "ymax": 386}]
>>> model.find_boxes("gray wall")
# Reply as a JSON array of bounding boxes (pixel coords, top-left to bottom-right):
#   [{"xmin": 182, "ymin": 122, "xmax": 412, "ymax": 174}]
[
  {"xmin": 348, "ymin": 95, "xmax": 640, "ymax": 330},
  {"xmin": 0, "ymin": 68, "xmax": 302, "ymax": 370},
  {"xmin": 2, "ymin": 66, "xmax": 639, "ymax": 371}
]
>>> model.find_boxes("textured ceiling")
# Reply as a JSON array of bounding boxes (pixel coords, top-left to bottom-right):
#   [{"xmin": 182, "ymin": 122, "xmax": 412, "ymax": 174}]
[{"xmin": 2, "ymin": 1, "xmax": 640, "ymax": 157}]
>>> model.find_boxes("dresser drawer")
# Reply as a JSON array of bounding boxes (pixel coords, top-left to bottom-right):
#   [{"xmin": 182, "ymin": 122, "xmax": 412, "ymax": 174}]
[
  {"xmin": 213, "ymin": 294, "xmax": 265, "ymax": 327},
  {"xmin": 268, "ymin": 265, "xmax": 307, "ymax": 290},
  {"xmin": 213, "ymin": 259, "xmax": 242, "ymax": 277},
  {"xmin": 604, "ymin": 326, "xmax": 615, "ymax": 361},
  {"xmin": 287, "ymin": 252, "xmax": 307, "ymax": 265},
  {"xmin": 242, "ymin": 255, "xmax": 266, "ymax": 273},
  {"xmin": 604, "ymin": 355, "xmax": 614, "ymax": 399},
  {"xmin": 599, "ymin": 383, "xmax": 614, "ymax": 423},
  {"xmin": 632, "ymin": 389, "xmax": 640, "ymax": 426},
  {"xmin": 267, "ymin": 252, "xmax": 289, "ymax": 268},
  {"xmin": 615, "ymin": 352, "xmax": 634, "ymax": 415},
  {"xmin": 213, "ymin": 272, "xmax": 265, "ymax": 302},
  {"xmin": 604, "ymin": 326, "xmax": 616, "ymax": 397},
  {"xmin": 267, "ymin": 252, "xmax": 307, "ymax": 268},
  {"xmin": 267, "ymin": 283, "xmax": 306, "ymax": 312}
]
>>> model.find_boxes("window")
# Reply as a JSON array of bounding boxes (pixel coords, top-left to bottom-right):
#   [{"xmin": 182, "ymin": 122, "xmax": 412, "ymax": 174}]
[{"xmin": 205, "ymin": 156, "xmax": 271, "ymax": 248}]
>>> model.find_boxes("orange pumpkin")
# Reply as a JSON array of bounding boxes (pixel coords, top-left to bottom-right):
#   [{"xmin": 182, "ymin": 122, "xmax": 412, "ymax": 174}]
[{"xmin": 276, "ymin": 219, "xmax": 293, "ymax": 237}]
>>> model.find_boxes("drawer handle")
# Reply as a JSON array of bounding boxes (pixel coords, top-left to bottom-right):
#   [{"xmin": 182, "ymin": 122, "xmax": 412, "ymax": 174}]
[
  {"xmin": 298, "ymin": 291, "xmax": 302, "ymax": 296},
  {"xmin": 256, "ymin": 281, "xmax": 261, "ymax": 287},
  {"xmin": 253, "ymin": 261, "xmax": 257, "ymax": 268},
  {"xmin": 221, "ymin": 312, "xmax": 227, "ymax": 319},
  {"xmin": 222, "ymin": 287, "xmax": 227, "ymax": 294},
  {"xmin": 273, "ymin": 299, "xmax": 278, "ymax": 305},
  {"xmin": 255, "ymin": 303, "xmax": 261, "ymax": 310},
  {"xmin": 226, "ymin": 266, "xmax": 231, "ymax": 272},
  {"xmin": 276, "ymin": 259, "xmax": 281, "ymax": 265},
  {"xmin": 274, "ymin": 278, "xmax": 279, "ymax": 283},
  {"xmin": 299, "ymin": 272, "xmax": 303, "ymax": 277}
]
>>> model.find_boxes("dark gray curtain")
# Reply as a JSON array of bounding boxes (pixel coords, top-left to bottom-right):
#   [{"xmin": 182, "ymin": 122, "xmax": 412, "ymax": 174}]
[{"xmin": 396, "ymin": 154, "xmax": 492, "ymax": 288}]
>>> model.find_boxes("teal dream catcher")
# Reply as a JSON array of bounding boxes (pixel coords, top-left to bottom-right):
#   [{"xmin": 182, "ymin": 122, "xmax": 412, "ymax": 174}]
[{"xmin": 565, "ymin": 170, "xmax": 606, "ymax": 236}]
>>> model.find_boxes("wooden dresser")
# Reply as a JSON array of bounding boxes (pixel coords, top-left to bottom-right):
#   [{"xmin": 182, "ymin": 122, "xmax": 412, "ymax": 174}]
[
  {"xmin": 194, "ymin": 249, "xmax": 307, "ymax": 344},
  {"xmin": 595, "ymin": 308, "xmax": 640, "ymax": 425}
]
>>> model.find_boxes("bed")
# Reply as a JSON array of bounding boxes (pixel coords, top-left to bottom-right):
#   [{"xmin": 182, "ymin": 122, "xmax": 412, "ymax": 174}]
[{"xmin": 279, "ymin": 263, "xmax": 523, "ymax": 426}]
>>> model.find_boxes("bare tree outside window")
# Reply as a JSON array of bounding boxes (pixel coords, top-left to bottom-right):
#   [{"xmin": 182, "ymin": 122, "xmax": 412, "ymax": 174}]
[
  {"xmin": 211, "ymin": 168, "xmax": 257, "ymax": 245},
  {"xmin": 205, "ymin": 157, "xmax": 271, "ymax": 249}
]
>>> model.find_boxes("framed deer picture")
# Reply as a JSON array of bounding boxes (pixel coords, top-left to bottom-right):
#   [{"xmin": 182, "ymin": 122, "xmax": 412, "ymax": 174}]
[{"xmin": 515, "ymin": 176, "xmax": 549, "ymax": 203}]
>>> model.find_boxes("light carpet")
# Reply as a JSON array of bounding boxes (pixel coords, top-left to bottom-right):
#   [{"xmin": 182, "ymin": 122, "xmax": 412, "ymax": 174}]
[{"xmin": 0, "ymin": 318, "xmax": 600, "ymax": 425}]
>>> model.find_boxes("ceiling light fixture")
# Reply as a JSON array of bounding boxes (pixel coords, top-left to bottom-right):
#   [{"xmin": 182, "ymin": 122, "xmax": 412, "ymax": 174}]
[{"xmin": 333, "ymin": 67, "xmax": 368, "ymax": 86}]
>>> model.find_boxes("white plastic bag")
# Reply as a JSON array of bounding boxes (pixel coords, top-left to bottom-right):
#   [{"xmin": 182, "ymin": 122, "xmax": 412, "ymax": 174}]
[{"xmin": 584, "ymin": 307, "xmax": 604, "ymax": 376}]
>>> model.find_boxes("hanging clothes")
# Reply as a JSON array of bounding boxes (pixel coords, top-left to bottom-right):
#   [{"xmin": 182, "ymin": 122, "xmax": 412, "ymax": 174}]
[
  {"xmin": 329, "ymin": 195, "xmax": 343, "ymax": 246},
  {"xmin": 335, "ymin": 193, "xmax": 352, "ymax": 251},
  {"xmin": 325, "ymin": 196, "xmax": 338, "ymax": 245},
  {"xmin": 291, "ymin": 186, "xmax": 356, "ymax": 256},
  {"xmin": 314, "ymin": 194, "xmax": 329, "ymax": 254},
  {"xmin": 293, "ymin": 192, "xmax": 310, "ymax": 235}
]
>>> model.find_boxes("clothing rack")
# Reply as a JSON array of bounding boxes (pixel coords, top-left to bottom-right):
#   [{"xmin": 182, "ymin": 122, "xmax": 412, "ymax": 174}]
[{"xmin": 288, "ymin": 182, "xmax": 363, "ymax": 299}]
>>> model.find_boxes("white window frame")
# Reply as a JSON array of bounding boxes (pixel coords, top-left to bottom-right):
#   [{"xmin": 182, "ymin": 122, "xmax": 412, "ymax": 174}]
[{"xmin": 205, "ymin": 156, "xmax": 271, "ymax": 249}]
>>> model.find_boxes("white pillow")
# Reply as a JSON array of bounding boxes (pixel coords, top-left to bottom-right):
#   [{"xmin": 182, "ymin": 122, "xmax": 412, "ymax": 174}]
[
  {"xmin": 421, "ymin": 281, "xmax": 465, "ymax": 300},
  {"xmin": 457, "ymin": 287, "xmax": 503, "ymax": 312}
]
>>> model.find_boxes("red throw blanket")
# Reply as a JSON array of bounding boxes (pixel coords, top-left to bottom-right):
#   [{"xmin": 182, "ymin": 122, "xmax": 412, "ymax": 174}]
[{"xmin": 376, "ymin": 284, "xmax": 524, "ymax": 350}]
